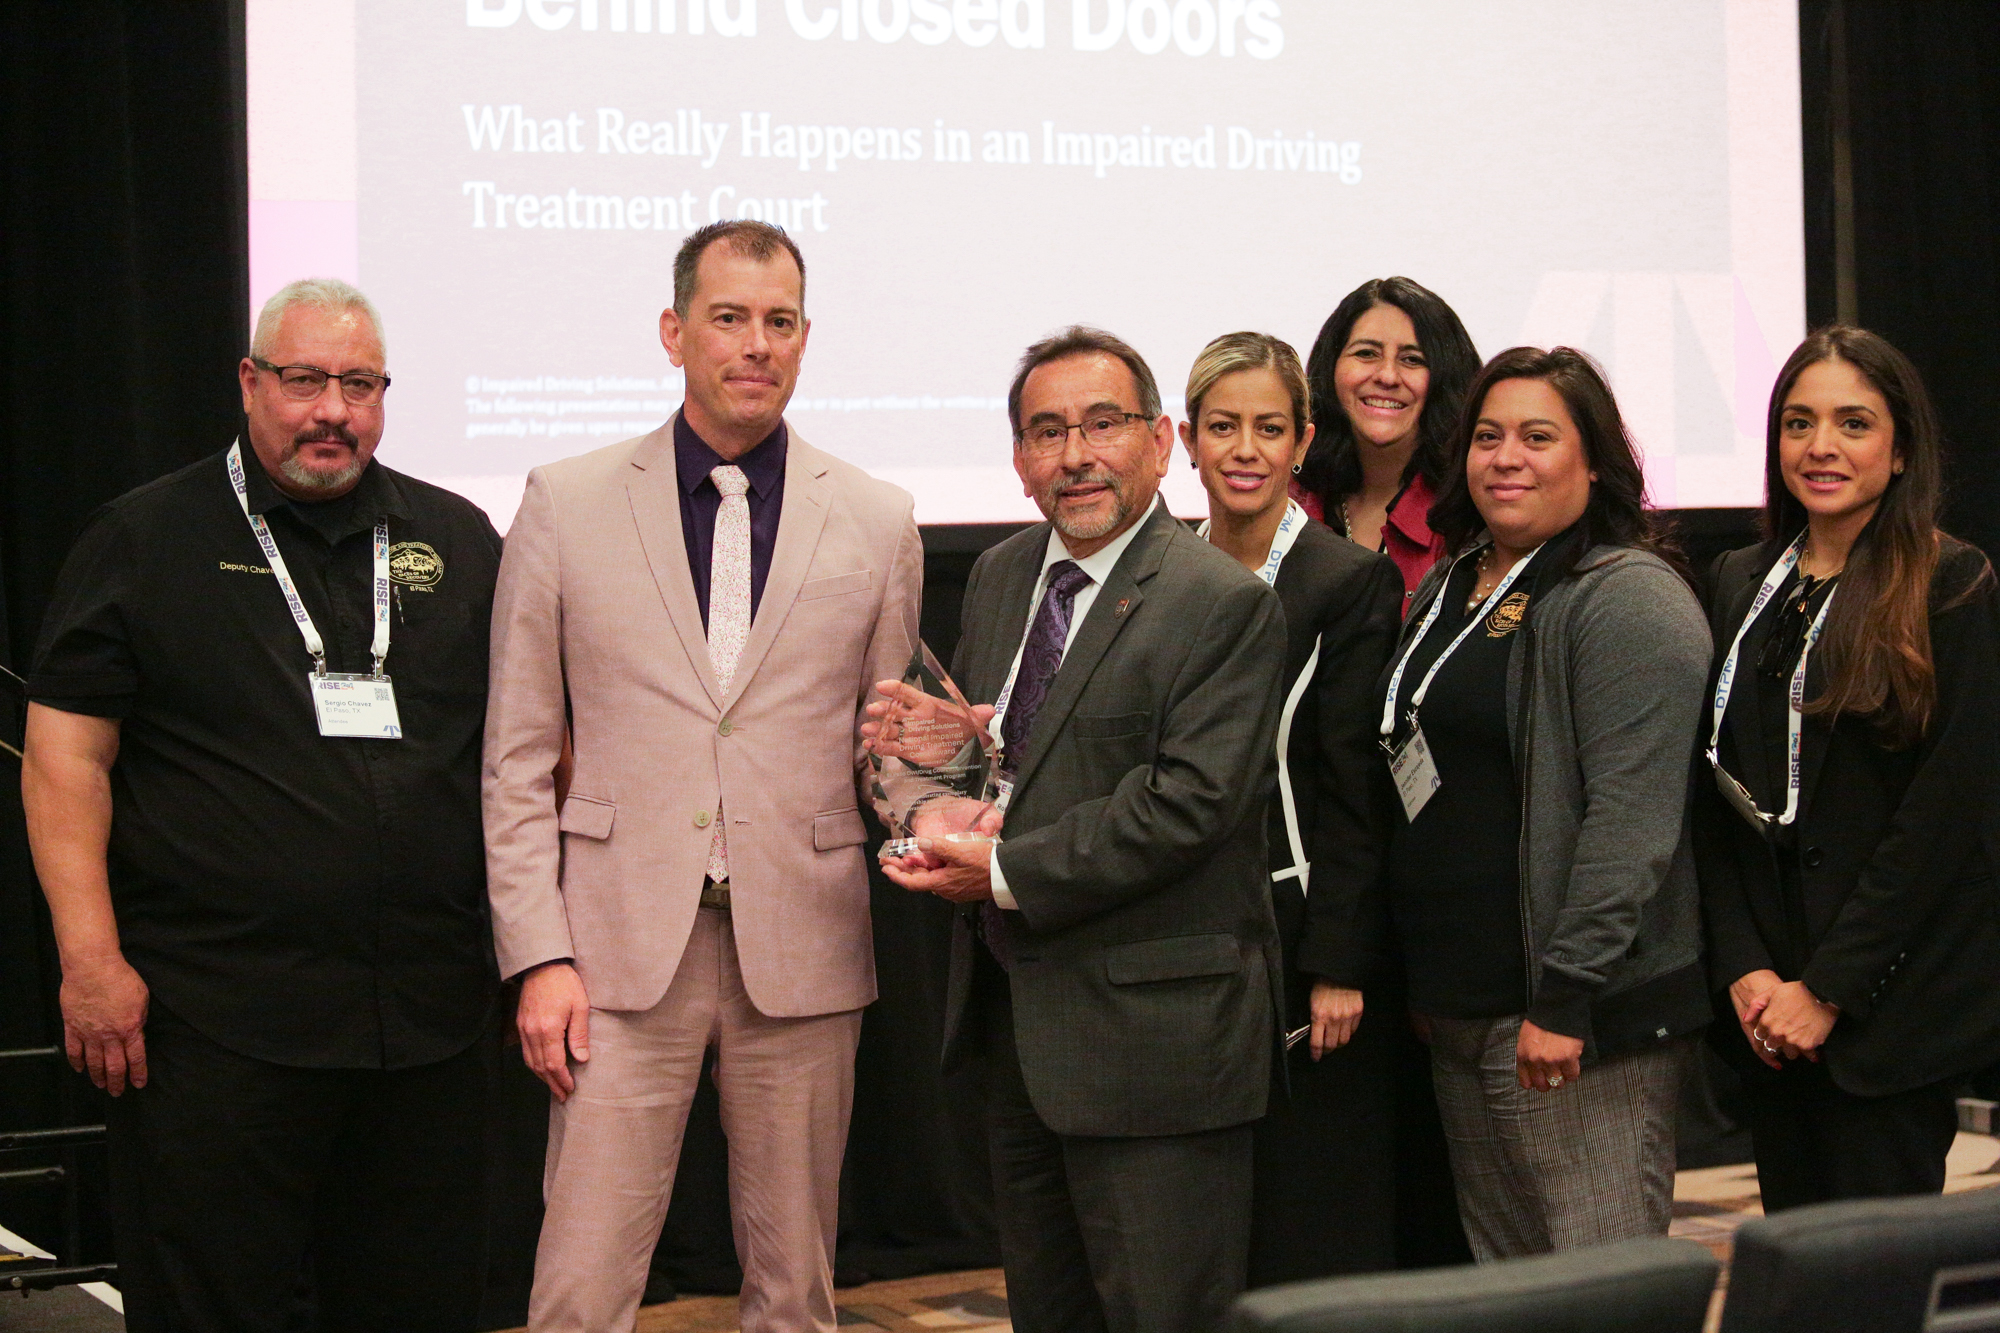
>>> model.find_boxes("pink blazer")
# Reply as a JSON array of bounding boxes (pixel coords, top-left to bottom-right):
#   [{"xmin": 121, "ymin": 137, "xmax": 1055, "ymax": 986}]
[{"xmin": 483, "ymin": 422, "xmax": 922, "ymax": 1017}]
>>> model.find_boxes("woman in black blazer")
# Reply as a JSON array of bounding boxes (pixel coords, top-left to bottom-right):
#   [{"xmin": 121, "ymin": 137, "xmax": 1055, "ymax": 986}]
[
  {"xmin": 1181, "ymin": 332, "xmax": 1405, "ymax": 1280},
  {"xmin": 1697, "ymin": 325, "xmax": 2000, "ymax": 1211}
]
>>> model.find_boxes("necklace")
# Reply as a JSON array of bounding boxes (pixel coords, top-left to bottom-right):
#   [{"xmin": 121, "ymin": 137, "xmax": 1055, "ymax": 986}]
[
  {"xmin": 1466, "ymin": 547, "xmax": 1495, "ymax": 612},
  {"xmin": 1339, "ymin": 495, "xmax": 1391, "ymax": 555},
  {"xmin": 1801, "ymin": 537, "xmax": 1845, "ymax": 580}
]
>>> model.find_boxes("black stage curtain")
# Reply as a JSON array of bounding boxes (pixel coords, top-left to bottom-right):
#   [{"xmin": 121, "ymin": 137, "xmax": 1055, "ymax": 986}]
[
  {"xmin": 0, "ymin": 0, "xmax": 250, "ymax": 1278},
  {"xmin": 4, "ymin": 4, "xmax": 1999, "ymax": 1327},
  {"xmin": 1799, "ymin": 0, "xmax": 2000, "ymax": 559}
]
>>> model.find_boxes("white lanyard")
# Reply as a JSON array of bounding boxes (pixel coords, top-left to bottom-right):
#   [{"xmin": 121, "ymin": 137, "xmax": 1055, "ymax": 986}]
[
  {"xmin": 227, "ymin": 440, "xmax": 391, "ymax": 678},
  {"xmin": 1195, "ymin": 498, "xmax": 1309, "ymax": 589},
  {"xmin": 988, "ymin": 573, "xmax": 1061, "ymax": 753},
  {"xmin": 1378, "ymin": 542, "xmax": 1541, "ymax": 739},
  {"xmin": 1198, "ymin": 500, "xmax": 1315, "ymax": 888},
  {"xmin": 1707, "ymin": 532, "xmax": 1836, "ymax": 827}
]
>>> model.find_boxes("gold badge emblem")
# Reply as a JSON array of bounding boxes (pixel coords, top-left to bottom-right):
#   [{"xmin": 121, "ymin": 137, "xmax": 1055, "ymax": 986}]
[
  {"xmin": 1486, "ymin": 590, "xmax": 1530, "ymax": 638},
  {"xmin": 389, "ymin": 541, "xmax": 444, "ymax": 589}
]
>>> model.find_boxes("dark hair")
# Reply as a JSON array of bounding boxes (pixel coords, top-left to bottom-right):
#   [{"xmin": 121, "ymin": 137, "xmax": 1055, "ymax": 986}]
[
  {"xmin": 1299, "ymin": 276, "xmax": 1481, "ymax": 526},
  {"xmin": 1766, "ymin": 326, "xmax": 1984, "ymax": 747},
  {"xmin": 672, "ymin": 220, "xmax": 806, "ymax": 316},
  {"xmin": 1007, "ymin": 325, "xmax": 1163, "ymax": 438},
  {"xmin": 1429, "ymin": 346, "xmax": 1681, "ymax": 576}
]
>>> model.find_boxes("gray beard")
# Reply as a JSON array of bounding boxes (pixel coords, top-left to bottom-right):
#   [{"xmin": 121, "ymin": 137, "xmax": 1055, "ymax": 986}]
[
  {"xmin": 1045, "ymin": 474, "xmax": 1132, "ymax": 543},
  {"xmin": 279, "ymin": 451, "xmax": 366, "ymax": 495}
]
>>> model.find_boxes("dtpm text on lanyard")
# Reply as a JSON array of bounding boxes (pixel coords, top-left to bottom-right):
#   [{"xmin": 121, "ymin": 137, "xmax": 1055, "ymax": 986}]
[
  {"xmin": 1378, "ymin": 542, "xmax": 1540, "ymax": 822},
  {"xmin": 1706, "ymin": 531, "xmax": 1834, "ymax": 831},
  {"xmin": 227, "ymin": 440, "xmax": 403, "ymax": 739}
]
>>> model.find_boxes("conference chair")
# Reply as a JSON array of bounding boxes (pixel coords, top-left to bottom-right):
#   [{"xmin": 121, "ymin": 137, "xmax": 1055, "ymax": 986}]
[
  {"xmin": 1720, "ymin": 1185, "xmax": 2000, "ymax": 1333},
  {"xmin": 1225, "ymin": 1237, "xmax": 1720, "ymax": 1332}
]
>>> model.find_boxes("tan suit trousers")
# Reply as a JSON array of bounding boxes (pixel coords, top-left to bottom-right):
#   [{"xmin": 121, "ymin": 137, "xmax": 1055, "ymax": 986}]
[{"xmin": 528, "ymin": 909, "xmax": 863, "ymax": 1332}]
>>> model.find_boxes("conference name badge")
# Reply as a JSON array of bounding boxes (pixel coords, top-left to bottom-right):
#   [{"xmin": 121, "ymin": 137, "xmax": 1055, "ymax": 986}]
[
  {"xmin": 311, "ymin": 673, "xmax": 404, "ymax": 739},
  {"xmin": 1387, "ymin": 723, "xmax": 1440, "ymax": 823}
]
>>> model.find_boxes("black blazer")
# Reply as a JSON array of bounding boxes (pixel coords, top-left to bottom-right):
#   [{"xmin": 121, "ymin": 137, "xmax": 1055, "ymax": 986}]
[
  {"xmin": 1267, "ymin": 519, "xmax": 1403, "ymax": 1022},
  {"xmin": 941, "ymin": 504, "xmax": 1290, "ymax": 1137},
  {"xmin": 1696, "ymin": 535, "xmax": 2000, "ymax": 1096}
]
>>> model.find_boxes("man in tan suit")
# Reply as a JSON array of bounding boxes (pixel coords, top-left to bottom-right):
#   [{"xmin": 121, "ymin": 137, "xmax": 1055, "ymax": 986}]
[{"xmin": 484, "ymin": 220, "xmax": 922, "ymax": 1332}]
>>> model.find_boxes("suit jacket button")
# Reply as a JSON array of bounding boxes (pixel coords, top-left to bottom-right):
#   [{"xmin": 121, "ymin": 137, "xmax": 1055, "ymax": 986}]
[
  {"xmin": 718, "ymin": 719, "xmax": 733, "ymax": 737},
  {"xmin": 1803, "ymin": 846, "xmax": 1824, "ymax": 869},
  {"xmin": 695, "ymin": 810, "xmax": 711, "ymax": 828}
]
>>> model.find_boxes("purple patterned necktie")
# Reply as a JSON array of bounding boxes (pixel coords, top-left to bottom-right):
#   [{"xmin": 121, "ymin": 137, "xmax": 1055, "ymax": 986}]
[
  {"xmin": 984, "ymin": 559, "xmax": 1091, "ymax": 970},
  {"xmin": 1000, "ymin": 560, "xmax": 1093, "ymax": 773}
]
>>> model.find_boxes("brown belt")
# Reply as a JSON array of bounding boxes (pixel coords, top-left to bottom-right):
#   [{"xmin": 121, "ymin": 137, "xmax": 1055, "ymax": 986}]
[{"xmin": 699, "ymin": 877, "xmax": 731, "ymax": 911}]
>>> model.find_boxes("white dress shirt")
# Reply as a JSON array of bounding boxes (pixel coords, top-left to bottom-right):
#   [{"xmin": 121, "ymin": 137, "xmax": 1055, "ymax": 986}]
[{"xmin": 989, "ymin": 497, "xmax": 1161, "ymax": 909}]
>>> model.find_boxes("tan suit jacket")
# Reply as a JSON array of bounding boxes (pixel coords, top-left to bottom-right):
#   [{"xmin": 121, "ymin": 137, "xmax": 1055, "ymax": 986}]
[{"xmin": 483, "ymin": 420, "xmax": 922, "ymax": 1017}]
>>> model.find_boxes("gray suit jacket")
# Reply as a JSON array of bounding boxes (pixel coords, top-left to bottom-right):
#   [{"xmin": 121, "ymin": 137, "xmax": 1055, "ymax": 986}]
[{"xmin": 943, "ymin": 504, "xmax": 1289, "ymax": 1137}]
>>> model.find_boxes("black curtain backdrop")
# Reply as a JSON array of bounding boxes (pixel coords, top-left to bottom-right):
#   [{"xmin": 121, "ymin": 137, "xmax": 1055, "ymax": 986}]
[
  {"xmin": 3, "ymin": 4, "xmax": 1997, "ymax": 1328},
  {"xmin": 1798, "ymin": 0, "xmax": 2000, "ymax": 558}
]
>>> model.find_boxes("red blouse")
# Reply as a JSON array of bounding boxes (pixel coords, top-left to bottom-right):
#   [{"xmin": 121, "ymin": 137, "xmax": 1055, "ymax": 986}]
[{"xmin": 1292, "ymin": 473, "xmax": 1447, "ymax": 617}]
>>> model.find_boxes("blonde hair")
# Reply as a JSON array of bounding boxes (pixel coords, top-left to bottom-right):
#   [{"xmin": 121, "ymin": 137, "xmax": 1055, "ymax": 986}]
[{"xmin": 1184, "ymin": 331, "xmax": 1309, "ymax": 436}]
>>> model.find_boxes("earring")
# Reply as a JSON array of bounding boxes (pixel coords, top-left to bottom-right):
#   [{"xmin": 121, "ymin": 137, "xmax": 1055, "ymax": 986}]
[{"xmin": 1291, "ymin": 462, "xmax": 1303, "ymax": 475}]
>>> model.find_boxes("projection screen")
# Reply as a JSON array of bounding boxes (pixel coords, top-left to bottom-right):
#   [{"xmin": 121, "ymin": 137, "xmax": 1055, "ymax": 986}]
[{"xmin": 246, "ymin": 0, "xmax": 1804, "ymax": 529}]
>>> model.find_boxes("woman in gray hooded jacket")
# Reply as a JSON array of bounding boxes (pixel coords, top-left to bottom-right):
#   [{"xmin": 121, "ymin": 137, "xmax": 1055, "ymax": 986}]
[{"xmin": 1376, "ymin": 346, "xmax": 1712, "ymax": 1261}]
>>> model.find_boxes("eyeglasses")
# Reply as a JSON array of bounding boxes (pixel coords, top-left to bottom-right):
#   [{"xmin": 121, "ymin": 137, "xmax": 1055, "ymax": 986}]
[
  {"xmin": 1015, "ymin": 412, "xmax": 1149, "ymax": 456},
  {"xmin": 252, "ymin": 358, "xmax": 392, "ymax": 406}
]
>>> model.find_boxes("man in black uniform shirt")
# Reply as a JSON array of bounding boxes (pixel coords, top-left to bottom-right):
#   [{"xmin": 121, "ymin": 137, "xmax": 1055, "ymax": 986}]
[{"xmin": 22, "ymin": 278, "xmax": 501, "ymax": 1332}]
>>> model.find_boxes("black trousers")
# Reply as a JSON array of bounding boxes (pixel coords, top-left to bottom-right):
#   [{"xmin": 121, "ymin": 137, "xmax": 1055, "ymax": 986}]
[
  {"xmin": 969, "ymin": 952, "xmax": 1253, "ymax": 1333},
  {"xmin": 1741, "ymin": 1060, "xmax": 1960, "ymax": 1213},
  {"xmin": 106, "ymin": 1003, "xmax": 492, "ymax": 1333},
  {"xmin": 1248, "ymin": 1000, "xmax": 1397, "ymax": 1285}
]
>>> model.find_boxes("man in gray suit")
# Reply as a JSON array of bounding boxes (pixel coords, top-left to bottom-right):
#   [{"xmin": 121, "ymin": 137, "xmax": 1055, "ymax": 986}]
[{"xmin": 880, "ymin": 326, "xmax": 1287, "ymax": 1332}]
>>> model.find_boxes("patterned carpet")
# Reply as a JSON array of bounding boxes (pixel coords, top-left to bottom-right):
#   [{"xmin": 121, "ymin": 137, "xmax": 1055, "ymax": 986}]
[
  {"xmin": 628, "ymin": 1268, "xmax": 1010, "ymax": 1332},
  {"xmin": 499, "ymin": 1133, "xmax": 2000, "ymax": 1333}
]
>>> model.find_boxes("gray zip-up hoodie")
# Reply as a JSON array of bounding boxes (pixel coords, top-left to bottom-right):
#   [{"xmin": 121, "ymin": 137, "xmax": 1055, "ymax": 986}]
[{"xmin": 1403, "ymin": 536, "xmax": 1714, "ymax": 1059}]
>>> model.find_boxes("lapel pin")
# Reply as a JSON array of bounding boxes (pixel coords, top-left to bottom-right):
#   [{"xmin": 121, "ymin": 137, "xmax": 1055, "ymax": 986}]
[{"xmin": 1114, "ymin": 598, "xmax": 1131, "ymax": 619}]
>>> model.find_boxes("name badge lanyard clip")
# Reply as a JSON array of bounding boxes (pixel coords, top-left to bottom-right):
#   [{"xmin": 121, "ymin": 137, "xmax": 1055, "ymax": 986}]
[
  {"xmin": 1378, "ymin": 542, "xmax": 1540, "ymax": 821},
  {"xmin": 1707, "ymin": 532, "xmax": 1835, "ymax": 830},
  {"xmin": 227, "ymin": 442, "xmax": 403, "ymax": 739}
]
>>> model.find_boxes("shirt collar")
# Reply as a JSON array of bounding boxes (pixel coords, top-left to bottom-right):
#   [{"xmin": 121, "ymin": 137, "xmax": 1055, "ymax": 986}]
[
  {"xmin": 235, "ymin": 440, "xmax": 405, "ymax": 522},
  {"xmin": 1384, "ymin": 472, "xmax": 1436, "ymax": 547},
  {"xmin": 1039, "ymin": 494, "xmax": 1161, "ymax": 588},
  {"xmin": 674, "ymin": 412, "xmax": 788, "ymax": 498}
]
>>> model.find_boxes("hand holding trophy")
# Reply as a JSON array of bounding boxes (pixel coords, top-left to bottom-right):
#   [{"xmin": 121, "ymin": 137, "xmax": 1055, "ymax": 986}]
[{"xmin": 863, "ymin": 644, "xmax": 1002, "ymax": 863}]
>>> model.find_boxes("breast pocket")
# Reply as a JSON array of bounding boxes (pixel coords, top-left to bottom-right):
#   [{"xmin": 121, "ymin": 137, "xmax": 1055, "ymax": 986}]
[
  {"xmin": 1065, "ymin": 711, "xmax": 1154, "ymax": 790},
  {"xmin": 798, "ymin": 570, "xmax": 872, "ymax": 602},
  {"xmin": 1072, "ymin": 711, "xmax": 1151, "ymax": 740},
  {"xmin": 390, "ymin": 595, "xmax": 485, "ymax": 698}
]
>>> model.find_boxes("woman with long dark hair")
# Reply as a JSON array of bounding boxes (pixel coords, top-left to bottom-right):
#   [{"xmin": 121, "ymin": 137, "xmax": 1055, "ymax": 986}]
[
  {"xmin": 1383, "ymin": 346, "xmax": 1710, "ymax": 1258},
  {"xmin": 1180, "ymin": 332, "xmax": 1404, "ymax": 1280},
  {"xmin": 1697, "ymin": 326, "xmax": 2000, "ymax": 1210},
  {"xmin": 1297, "ymin": 277, "xmax": 1480, "ymax": 609}
]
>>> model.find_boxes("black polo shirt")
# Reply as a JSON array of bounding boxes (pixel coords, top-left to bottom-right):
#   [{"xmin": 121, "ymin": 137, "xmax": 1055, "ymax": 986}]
[
  {"xmin": 29, "ymin": 445, "xmax": 502, "ymax": 1070},
  {"xmin": 1387, "ymin": 550, "xmax": 1543, "ymax": 1020}
]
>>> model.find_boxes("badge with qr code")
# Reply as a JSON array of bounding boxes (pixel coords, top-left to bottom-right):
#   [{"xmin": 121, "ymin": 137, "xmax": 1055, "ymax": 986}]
[{"xmin": 310, "ymin": 674, "xmax": 403, "ymax": 739}]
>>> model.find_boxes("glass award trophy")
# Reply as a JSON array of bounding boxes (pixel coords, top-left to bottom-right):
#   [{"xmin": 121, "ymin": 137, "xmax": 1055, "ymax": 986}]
[{"xmin": 866, "ymin": 643, "xmax": 1001, "ymax": 860}]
